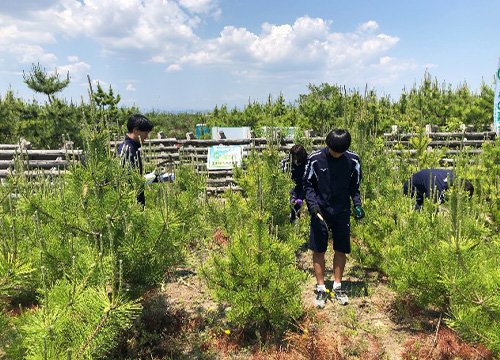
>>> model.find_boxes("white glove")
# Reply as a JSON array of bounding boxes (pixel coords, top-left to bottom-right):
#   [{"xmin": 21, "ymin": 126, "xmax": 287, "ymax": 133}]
[
  {"xmin": 158, "ymin": 172, "xmax": 175, "ymax": 182},
  {"xmin": 144, "ymin": 172, "xmax": 157, "ymax": 185}
]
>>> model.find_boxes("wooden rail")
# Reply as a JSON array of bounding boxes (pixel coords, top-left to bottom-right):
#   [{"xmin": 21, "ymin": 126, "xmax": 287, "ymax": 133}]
[
  {"xmin": 383, "ymin": 131, "xmax": 496, "ymax": 141},
  {"xmin": 0, "ymin": 130, "xmax": 495, "ymax": 191}
]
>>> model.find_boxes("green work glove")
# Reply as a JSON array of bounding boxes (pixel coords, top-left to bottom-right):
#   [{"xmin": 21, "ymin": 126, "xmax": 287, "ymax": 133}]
[{"xmin": 354, "ymin": 206, "xmax": 365, "ymax": 220}]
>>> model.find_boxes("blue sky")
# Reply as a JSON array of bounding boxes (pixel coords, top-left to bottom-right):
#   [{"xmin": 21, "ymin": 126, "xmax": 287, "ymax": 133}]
[{"xmin": 0, "ymin": 0, "xmax": 498, "ymax": 111}]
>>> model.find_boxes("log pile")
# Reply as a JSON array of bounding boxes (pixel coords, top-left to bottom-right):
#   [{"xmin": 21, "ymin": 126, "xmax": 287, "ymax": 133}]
[{"xmin": 1, "ymin": 128, "xmax": 496, "ymax": 191}]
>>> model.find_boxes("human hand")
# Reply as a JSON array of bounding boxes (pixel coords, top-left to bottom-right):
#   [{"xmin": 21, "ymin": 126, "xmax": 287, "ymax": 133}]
[
  {"xmin": 309, "ymin": 205, "xmax": 325, "ymax": 221},
  {"xmin": 158, "ymin": 172, "xmax": 175, "ymax": 182},
  {"xmin": 144, "ymin": 172, "xmax": 156, "ymax": 185},
  {"xmin": 293, "ymin": 198, "xmax": 303, "ymax": 207},
  {"xmin": 354, "ymin": 206, "xmax": 365, "ymax": 220}
]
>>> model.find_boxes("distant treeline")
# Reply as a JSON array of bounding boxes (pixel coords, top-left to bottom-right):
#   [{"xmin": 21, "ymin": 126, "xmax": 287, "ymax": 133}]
[{"xmin": 0, "ymin": 72, "xmax": 494, "ymax": 149}]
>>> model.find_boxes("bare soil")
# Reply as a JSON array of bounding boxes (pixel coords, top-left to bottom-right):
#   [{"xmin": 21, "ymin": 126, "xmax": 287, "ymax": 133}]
[{"xmin": 121, "ymin": 242, "xmax": 493, "ymax": 359}]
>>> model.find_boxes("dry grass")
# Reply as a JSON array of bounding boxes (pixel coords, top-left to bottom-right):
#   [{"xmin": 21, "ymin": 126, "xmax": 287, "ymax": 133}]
[{"xmin": 402, "ymin": 326, "xmax": 493, "ymax": 360}]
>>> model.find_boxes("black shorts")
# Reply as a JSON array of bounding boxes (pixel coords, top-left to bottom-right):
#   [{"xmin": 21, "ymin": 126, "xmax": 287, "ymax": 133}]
[{"xmin": 308, "ymin": 211, "xmax": 351, "ymax": 254}]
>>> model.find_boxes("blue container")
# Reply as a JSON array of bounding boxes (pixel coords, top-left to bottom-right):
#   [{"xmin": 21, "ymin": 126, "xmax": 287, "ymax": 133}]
[{"xmin": 195, "ymin": 123, "xmax": 210, "ymax": 138}]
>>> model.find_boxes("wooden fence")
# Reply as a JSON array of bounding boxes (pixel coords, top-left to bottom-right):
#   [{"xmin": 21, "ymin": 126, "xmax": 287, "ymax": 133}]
[
  {"xmin": 0, "ymin": 128, "xmax": 496, "ymax": 191},
  {"xmin": 110, "ymin": 137, "xmax": 325, "ymax": 193},
  {"xmin": 0, "ymin": 146, "xmax": 82, "ymax": 179},
  {"xmin": 383, "ymin": 128, "xmax": 496, "ymax": 166}
]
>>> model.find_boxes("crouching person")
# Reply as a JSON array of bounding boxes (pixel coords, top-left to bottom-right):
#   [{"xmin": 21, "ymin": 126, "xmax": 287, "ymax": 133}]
[{"xmin": 403, "ymin": 168, "xmax": 474, "ymax": 210}]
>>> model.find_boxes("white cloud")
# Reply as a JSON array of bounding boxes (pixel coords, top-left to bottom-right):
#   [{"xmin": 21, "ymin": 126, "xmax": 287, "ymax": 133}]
[
  {"xmin": 2, "ymin": 1, "xmax": 402, "ymax": 76},
  {"xmin": 0, "ymin": 1, "xmax": 414, "ymax": 103},
  {"xmin": 171, "ymin": 16, "xmax": 400, "ymax": 77},
  {"xmin": 178, "ymin": 0, "xmax": 218, "ymax": 14},
  {"xmin": 12, "ymin": 44, "xmax": 58, "ymax": 65},
  {"xmin": 41, "ymin": 0, "xmax": 202, "ymax": 53},
  {"xmin": 126, "ymin": 83, "xmax": 136, "ymax": 91},
  {"xmin": 0, "ymin": 0, "xmax": 215, "ymax": 77},
  {"xmin": 358, "ymin": 20, "xmax": 379, "ymax": 32},
  {"xmin": 0, "ymin": 19, "xmax": 57, "ymax": 65},
  {"xmin": 366, "ymin": 56, "xmax": 418, "ymax": 85},
  {"xmin": 56, "ymin": 60, "xmax": 91, "ymax": 80},
  {"xmin": 167, "ymin": 64, "xmax": 182, "ymax": 72},
  {"xmin": 0, "ymin": 1, "xmax": 58, "ymax": 16},
  {"xmin": 151, "ymin": 55, "xmax": 167, "ymax": 63},
  {"xmin": 92, "ymin": 79, "xmax": 109, "ymax": 88},
  {"xmin": 0, "ymin": 23, "xmax": 55, "ymax": 44}
]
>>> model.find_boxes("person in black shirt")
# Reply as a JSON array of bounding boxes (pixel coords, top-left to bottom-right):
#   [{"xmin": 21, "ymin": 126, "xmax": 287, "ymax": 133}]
[
  {"xmin": 117, "ymin": 114, "xmax": 154, "ymax": 207},
  {"xmin": 403, "ymin": 169, "xmax": 474, "ymax": 210},
  {"xmin": 303, "ymin": 129, "xmax": 364, "ymax": 307},
  {"xmin": 281, "ymin": 144, "xmax": 308, "ymax": 223}
]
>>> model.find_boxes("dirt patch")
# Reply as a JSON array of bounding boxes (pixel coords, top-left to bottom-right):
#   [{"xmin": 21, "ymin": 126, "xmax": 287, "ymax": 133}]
[
  {"xmin": 296, "ymin": 243, "xmax": 408, "ymax": 359},
  {"xmin": 162, "ymin": 265, "xmax": 218, "ymax": 316},
  {"xmin": 402, "ymin": 326, "xmax": 493, "ymax": 360},
  {"xmin": 111, "ymin": 241, "xmax": 493, "ymax": 359}
]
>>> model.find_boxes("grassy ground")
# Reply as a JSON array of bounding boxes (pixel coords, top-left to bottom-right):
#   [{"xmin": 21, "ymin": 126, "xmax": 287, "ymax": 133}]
[{"xmin": 109, "ymin": 241, "xmax": 493, "ymax": 359}]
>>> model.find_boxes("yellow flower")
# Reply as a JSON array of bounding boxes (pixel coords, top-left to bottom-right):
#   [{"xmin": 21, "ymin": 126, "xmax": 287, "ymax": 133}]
[
  {"xmin": 303, "ymin": 328, "xmax": 309, "ymax": 334},
  {"xmin": 224, "ymin": 329, "xmax": 231, "ymax": 335},
  {"xmin": 325, "ymin": 289, "xmax": 330, "ymax": 293}
]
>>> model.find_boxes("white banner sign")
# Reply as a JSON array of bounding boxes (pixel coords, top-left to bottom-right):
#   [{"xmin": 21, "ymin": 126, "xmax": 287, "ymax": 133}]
[
  {"xmin": 495, "ymin": 58, "xmax": 500, "ymax": 134},
  {"xmin": 207, "ymin": 145, "xmax": 243, "ymax": 170}
]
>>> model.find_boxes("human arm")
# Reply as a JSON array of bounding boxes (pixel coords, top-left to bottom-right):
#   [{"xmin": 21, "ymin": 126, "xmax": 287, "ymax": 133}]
[
  {"xmin": 290, "ymin": 163, "xmax": 305, "ymax": 202},
  {"xmin": 145, "ymin": 171, "xmax": 175, "ymax": 185},
  {"xmin": 349, "ymin": 159, "xmax": 362, "ymax": 208},
  {"xmin": 303, "ymin": 158, "xmax": 321, "ymax": 215},
  {"xmin": 117, "ymin": 141, "xmax": 142, "ymax": 172},
  {"xmin": 349, "ymin": 158, "xmax": 363, "ymax": 219},
  {"xmin": 280, "ymin": 156, "xmax": 289, "ymax": 173}
]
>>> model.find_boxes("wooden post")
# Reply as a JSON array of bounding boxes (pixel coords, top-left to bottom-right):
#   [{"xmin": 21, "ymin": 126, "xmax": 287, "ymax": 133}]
[
  {"xmin": 62, "ymin": 141, "xmax": 74, "ymax": 150},
  {"xmin": 19, "ymin": 138, "xmax": 32, "ymax": 150}
]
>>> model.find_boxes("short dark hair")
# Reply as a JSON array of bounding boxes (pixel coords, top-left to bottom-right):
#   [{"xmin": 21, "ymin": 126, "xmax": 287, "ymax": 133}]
[
  {"xmin": 127, "ymin": 114, "xmax": 153, "ymax": 132},
  {"xmin": 326, "ymin": 129, "xmax": 351, "ymax": 153},
  {"xmin": 290, "ymin": 144, "xmax": 308, "ymax": 164},
  {"xmin": 462, "ymin": 180, "xmax": 474, "ymax": 198}
]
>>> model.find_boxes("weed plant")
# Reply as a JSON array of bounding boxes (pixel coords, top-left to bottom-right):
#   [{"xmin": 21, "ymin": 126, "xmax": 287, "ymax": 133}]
[
  {"xmin": 201, "ymin": 149, "xmax": 307, "ymax": 339},
  {"xmin": 350, "ymin": 126, "xmax": 499, "ymax": 354},
  {"xmin": 0, "ymin": 116, "xmax": 186, "ymax": 358},
  {"xmin": 235, "ymin": 148, "xmax": 296, "ymax": 241}
]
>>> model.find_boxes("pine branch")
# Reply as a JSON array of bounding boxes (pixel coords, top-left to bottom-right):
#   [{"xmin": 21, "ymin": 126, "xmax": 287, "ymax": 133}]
[
  {"xmin": 426, "ymin": 313, "xmax": 442, "ymax": 359},
  {"xmin": 76, "ymin": 303, "xmax": 115, "ymax": 358},
  {"xmin": 23, "ymin": 195, "xmax": 101, "ymax": 238}
]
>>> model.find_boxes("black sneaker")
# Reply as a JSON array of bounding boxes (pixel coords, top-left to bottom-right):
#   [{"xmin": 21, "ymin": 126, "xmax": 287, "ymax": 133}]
[
  {"xmin": 314, "ymin": 290, "xmax": 328, "ymax": 308},
  {"xmin": 333, "ymin": 287, "xmax": 349, "ymax": 305}
]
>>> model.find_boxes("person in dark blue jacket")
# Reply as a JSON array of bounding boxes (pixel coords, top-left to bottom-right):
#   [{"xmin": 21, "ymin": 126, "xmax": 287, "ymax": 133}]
[
  {"xmin": 403, "ymin": 169, "xmax": 474, "ymax": 210},
  {"xmin": 117, "ymin": 114, "xmax": 154, "ymax": 207},
  {"xmin": 281, "ymin": 144, "xmax": 308, "ymax": 223},
  {"xmin": 303, "ymin": 129, "xmax": 364, "ymax": 308}
]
